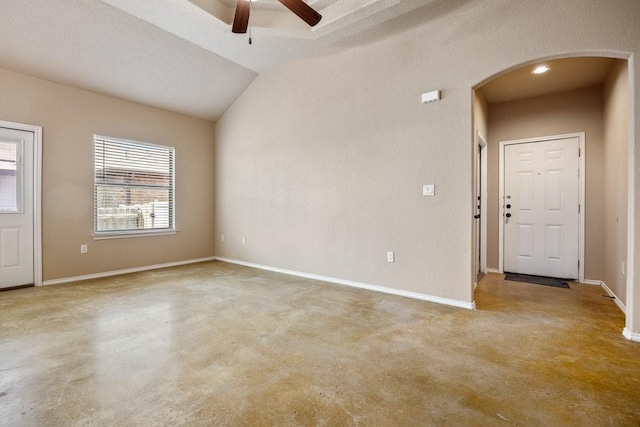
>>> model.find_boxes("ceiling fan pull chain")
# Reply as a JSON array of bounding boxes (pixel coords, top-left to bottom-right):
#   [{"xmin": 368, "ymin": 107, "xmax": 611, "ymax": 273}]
[{"xmin": 248, "ymin": 0, "xmax": 252, "ymax": 44}]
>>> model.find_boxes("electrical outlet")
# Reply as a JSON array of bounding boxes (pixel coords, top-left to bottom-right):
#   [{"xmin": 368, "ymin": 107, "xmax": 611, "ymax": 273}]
[
  {"xmin": 387, "ymin": 251, "xmax": 394, "ymax": 263},
  {"xmin": 242, "ymin": 237, "xmax": 246, "ymax": 245},
  {"xmin": 80, "ymin": 244, "xmax": 88, "ymax": 254}
]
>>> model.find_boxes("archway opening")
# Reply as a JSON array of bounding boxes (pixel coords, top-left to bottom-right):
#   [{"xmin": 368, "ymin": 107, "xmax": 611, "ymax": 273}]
[{"xmin": 472, "ymin": 56, "xmax": 630, "ymax": 325}]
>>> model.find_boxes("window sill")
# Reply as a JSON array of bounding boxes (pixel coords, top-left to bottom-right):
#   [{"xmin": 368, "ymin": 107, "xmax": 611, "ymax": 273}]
[{"xmin": 93, "ymin": 230, "xmax": 177, "ymax": 240}]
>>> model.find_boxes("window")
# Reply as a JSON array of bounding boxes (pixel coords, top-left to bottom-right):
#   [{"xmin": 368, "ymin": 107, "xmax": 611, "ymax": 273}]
[
  {"xmin": 94, "ymin": 135, "xmax": 174, "ymax": 236},
  {"xmin": 0, "ymin": 140, "xmax": 22, "ymax": 213}
]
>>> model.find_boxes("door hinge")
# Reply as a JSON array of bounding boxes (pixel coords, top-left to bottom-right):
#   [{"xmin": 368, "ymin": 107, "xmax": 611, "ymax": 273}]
[
  {"xmin": 578, "ymin": 204, "xmax": 581, "ymax": 213},
  {"xmin": 578, "ymin": 148, "xmax": 581, "ymax": 157}
]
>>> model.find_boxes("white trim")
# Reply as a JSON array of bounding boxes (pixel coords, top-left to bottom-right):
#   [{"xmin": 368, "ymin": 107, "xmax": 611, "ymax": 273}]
[
  {"xmin": 93, "ymin": 230, "xmax": 177, "ymax": 240},
  {"xmin": 624, "ymin": 56, "xmax": 636, "ymax": 350},
  {"xmin": 578, "ymin": 133, "xmax": 586, "ymax": 284},
  {"xmin": 215, "ymin": 257, "xmax": 476, "ymax": 310},
  {"xmin": 485, "ymin": 268, "xmax": 502, "ymax": 274},
  {"xmin": 0, "ymin": 120, "xmax": 42, "ymax": 287},
  {"xmin": 498, "ymin": 136, "xmax": 505, "ymax": 274},
  {"xmin": 622, "ymin": 328, "xmax": 640, "ymax": 342},
  {"xmin": 42, "ymin": 256, "xmax": 215, "ymax": 286},
  {"xmin": 479, "ymin": 133, "xmax": 488, "ymax": 273},
  {"xmin": 582, "ymin": 279, "xmax": 602, "ymax": 286},
  {"xmin": 498, "ymin": 132, "xmax": 585, "ymax": 281},
  {"xmin": 597, "ymin": 280, "xmax": 627, "ymax": 314}
]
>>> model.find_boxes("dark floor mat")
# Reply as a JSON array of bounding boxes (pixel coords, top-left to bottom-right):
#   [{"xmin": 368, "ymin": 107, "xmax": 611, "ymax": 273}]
[{"xmin": 504, "ymin": 273, "xmax": 570, "ymax": 288}]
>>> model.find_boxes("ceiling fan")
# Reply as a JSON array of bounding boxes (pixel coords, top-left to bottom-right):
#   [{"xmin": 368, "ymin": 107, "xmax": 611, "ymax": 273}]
[{"xmin": 232, "ymin": 0, "xmax": 322, "ymax": 34}]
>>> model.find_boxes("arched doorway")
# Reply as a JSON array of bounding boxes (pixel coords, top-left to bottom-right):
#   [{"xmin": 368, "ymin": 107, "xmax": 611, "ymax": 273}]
[{"xmin": 472, "ymin": 55, "xmax": 632, "ymax": 335}]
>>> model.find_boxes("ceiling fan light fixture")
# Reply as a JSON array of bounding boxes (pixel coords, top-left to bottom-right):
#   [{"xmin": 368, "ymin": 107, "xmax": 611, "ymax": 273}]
[{"xmin": 532, "ymin": 65, "xmax": 551, "ymax": 74}]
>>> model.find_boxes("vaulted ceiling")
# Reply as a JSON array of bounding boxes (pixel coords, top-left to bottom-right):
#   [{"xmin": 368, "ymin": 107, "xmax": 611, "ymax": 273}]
[
  {"xmin": 0, "ymin": 0, "xmax": 439, "ymax": 121},
  {"xmin": 0, "ymin": 1, "xmax": 617, "ymax": 122}
]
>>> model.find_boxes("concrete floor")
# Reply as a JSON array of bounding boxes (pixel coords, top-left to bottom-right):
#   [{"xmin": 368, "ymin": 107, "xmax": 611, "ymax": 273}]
[{"xmin": 1, "ymin": 261, "xmax": 639, "ymax": 426}]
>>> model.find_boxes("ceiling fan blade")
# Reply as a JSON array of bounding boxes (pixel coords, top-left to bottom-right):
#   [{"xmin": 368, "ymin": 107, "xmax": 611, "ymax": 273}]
[
  {"xmin": 278, "ymin": 0, "xmax": 322, "ymax": 27},
  {"xmin": 232, "ymin": 0, "xmax": 250, "ymax": 34}
]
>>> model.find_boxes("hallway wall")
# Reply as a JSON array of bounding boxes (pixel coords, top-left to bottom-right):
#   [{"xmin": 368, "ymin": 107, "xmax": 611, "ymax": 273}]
[{"xmin": 603, "ymin": 60, "xmax": 629, "ymax": 305}]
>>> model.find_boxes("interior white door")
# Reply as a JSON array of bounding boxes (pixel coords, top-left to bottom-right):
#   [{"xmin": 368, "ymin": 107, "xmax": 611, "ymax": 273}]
[
  {"xmin": 0, "ymin": 127, "xmax": 34, "ymax": 288},
  {"xmin": 503, "ymin": 136, "xmax": 579, "ymax": 279}
]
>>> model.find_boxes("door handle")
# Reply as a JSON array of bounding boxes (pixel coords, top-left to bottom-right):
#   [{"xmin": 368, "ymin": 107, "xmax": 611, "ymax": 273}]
[
  {"xmin": 506, "ymin": 213, "xmax": 511, "ymax": 218},
  {"xmin": 474, "ymin": 214, "xmax": 480, "ymax": 219}
]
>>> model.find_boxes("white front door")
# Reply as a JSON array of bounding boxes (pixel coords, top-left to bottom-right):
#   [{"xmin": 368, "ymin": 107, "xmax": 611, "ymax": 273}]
[
  {"xmin": 0, "ymin": 127, "xmax": 34, "ymax": 288},
  {"xmin": 503, "ymin": 136, "xmax": 580, "ymax": 279}
]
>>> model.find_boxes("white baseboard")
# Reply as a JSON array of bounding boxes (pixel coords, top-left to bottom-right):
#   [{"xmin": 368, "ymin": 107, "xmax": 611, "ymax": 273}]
[
  {"xmin": 623, "ymin": 328, "xmax": 640, "ymax": 342},
  {"xmin": 583, "ymin": 279, "xmax": 602, "ymax": 286},
  {"xmin": 41, "ymin": 257, "xmax": 216, "ymax": 286},
  {"xmin": 596, "ymin": 280, "xmax": 627, "ymax": 314},
  {"xmin": 485, "ymin": 268, "xmax": 501, "ymax": 274},
  {"xmin": 215, "ymin": 257, "xmax": 476, "ymax": 310}
]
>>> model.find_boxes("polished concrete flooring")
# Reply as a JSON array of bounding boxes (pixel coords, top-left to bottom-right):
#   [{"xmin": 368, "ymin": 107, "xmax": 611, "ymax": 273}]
[{"xmin": 1, "ymin": 261, "xmax": 639, "ymax": 426}]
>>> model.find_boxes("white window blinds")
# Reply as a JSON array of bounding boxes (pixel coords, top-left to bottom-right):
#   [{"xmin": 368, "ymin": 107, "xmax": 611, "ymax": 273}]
[{"xmin": 94, "ymin": 135, "xmax": 175, "ymax": 235}]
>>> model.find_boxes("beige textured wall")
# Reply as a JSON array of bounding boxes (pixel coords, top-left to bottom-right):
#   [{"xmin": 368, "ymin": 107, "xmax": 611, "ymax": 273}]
[
  {"xmin": 603, "ymin": 61, "xmax": 629, "ymax": 304},
  {"xmin": 216, "ymin": 0, "xmax": 640, "ymax": 306},
  {"xmin": 485, "ymin": 86, "xmax": 605, "ymax": 280},
  {"xmin": 0, "ymin": 69, "xmax": 216, "ymax": 281}
]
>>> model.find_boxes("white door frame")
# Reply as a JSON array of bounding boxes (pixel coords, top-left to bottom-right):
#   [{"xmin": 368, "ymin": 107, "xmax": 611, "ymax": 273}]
[
  {"xmin": 478, "ymin": 133, "xmax": 488, "ymax": 273},
  {"xmin": 498, "ymin": 132, "xmax": 585, "ymax": 283},
  {"xmin": 0, "ymin": 120, "xmax": 42, "ymax": 287},
  {"xmin": 474, "ymin": 131, "xmax": 488, "ymax": 277}
]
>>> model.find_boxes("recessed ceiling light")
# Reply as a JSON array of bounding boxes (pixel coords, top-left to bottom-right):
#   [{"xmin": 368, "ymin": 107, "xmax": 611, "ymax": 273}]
[{"xmin": 532, "ymin": 65, "xmax": 551, "ymax": 74}]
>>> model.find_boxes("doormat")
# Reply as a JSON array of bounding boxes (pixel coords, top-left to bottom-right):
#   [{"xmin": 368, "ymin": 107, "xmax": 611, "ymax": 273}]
[{"xmin": 504, "ymin": 273, "xmax": 570, "ymax": 288}]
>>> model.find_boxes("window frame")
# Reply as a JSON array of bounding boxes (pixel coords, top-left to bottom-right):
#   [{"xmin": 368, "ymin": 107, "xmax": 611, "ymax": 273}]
[{"xmin": 93, "ymin": 134, "xmax": 176, "ymax": 239}]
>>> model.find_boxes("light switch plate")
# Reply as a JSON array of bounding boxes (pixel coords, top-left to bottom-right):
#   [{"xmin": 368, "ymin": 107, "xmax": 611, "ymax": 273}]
[{"xmin": 423, "ymin": 184, "xmax": 435, "ymax": 196}]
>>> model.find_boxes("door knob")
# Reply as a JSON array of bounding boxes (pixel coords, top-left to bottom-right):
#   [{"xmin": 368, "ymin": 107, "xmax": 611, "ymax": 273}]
[
  {"xmin": 474, "ymin": 214, "xmax": 480, "ymax": 219},
  {"xmin": 506, "ymin": 204, "xmax": 511, "ymax": 209},
  {"xmin": 506, "ymin": 213, "xmax": 511, "ymax": 218}
]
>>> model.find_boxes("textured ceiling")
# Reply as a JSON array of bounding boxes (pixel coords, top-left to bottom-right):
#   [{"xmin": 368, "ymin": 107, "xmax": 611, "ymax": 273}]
[
  {"xmin": 0, "ymin": 0, "xmax": 257, "ymax": 121},
  {"xmin": 103, "ymin": 0, "xmax": 440, "ymax": 73},
  {"xmin": 0, "ymin": 0, "xmax": 439, "ymax": 122}
]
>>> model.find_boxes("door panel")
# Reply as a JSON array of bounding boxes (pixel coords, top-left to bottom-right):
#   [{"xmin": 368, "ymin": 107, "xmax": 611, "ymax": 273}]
[
  {"xmin": 504, "ymin": 137, "xmax": 579, "ymax": 279},
  {"xmin": 0, "ymin": 127, "xmax": 34, "ymax": 288},
  {"xmin": 1, "ymin": 228, "xmax": 21, "ymax": 267},
  {"xmin": 516, "ymin": 224, "xmax": 533, "ymax": 258}
]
